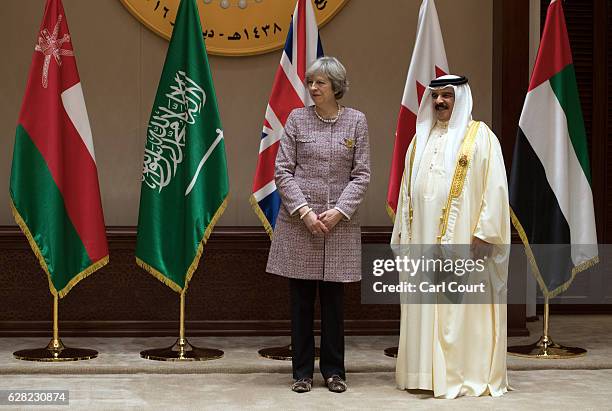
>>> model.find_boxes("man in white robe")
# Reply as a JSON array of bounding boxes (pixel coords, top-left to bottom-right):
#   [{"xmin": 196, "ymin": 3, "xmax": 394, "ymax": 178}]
[{"xmin": 392, "ymin": 75, "xmax": 510, "ymax": 398}]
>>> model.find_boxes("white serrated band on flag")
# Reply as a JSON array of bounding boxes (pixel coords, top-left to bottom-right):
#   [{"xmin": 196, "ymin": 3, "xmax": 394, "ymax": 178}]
[
  {"xmin": 253, "ymin": 180, "xmax": 277, "ymax": 202},
  {"xmin": 401, "ymin": 0, "xmax": 449, "ymax": 113},
  {"xmin": 61, "ymin": 82, "xmax": 96, "ymax": 162},
  {"xmin": 259, "ymin": 105, "xmax": 283, "ymax": 153},
  {"xmin": 519, "ymin": 81, "xmax": 598, "ymax": 261}
]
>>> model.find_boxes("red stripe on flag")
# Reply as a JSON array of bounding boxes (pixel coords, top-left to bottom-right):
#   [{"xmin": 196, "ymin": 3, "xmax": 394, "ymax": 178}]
[
  {"xmin": 435, "ymin": 66, "xmax": 447, "ymax": 79},
  {"xmin": 528, "ymin": 0, "xmax": 573, "ymax": 91},
  {"xmin": 386, "ymin": 106, "xmax": 417, "ymax": 214},
  {"xmin": 296, "ymin": 0, "xmax": 306, "ymax": 81},
  {"xmin": 268, "ymin": 69, "xmax": 304, "ymax": 125},
  {"xmin": 252, "ymin": 142, "xmax": 280, "ymax": 192},
  {"xmin": 263, "ymin": 119, "xmax": 272, "ymax": 130}
]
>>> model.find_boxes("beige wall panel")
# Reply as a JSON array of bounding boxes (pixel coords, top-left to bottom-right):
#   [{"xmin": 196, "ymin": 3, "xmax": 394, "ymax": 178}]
[
  {"xmin": 2, "ymin": 0, "xmax": 46, "ymax": 225},
  {"xmin": 0, "ymin": 0, "xmax": 492, "ymax": 226},
  {"xmin": 74, "ymin": 0, "xmax": 143, "ymax": 225}
]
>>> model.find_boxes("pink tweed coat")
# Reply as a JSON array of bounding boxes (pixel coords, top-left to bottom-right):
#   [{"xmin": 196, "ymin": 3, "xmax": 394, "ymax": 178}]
[{"xmin": 266, "ymin": 106, "xmax": 370, "ymax": 282}]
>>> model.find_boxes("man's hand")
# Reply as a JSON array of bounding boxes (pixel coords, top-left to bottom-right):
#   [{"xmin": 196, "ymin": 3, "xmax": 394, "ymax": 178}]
[
  {"xmin": 299, "ymin": 207, "xmax": 328, "ymax": 235},
  {"xmin": 471, "ymin": 236, "xmax": 493, "ymax": 260},
  {"xmin": 318, "ymin": 209, "xmax": 343, "ymax": 231}
]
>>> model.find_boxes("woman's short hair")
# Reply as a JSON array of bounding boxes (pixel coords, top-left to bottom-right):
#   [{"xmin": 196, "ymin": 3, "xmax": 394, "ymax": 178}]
[{"xmin": 305, "ymin": 56, "xmax": 349, "ymax": 99}]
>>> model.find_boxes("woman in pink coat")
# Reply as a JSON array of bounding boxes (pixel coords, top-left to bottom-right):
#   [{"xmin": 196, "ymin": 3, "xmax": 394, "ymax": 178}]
[{"xmin": 266, "ymin": 56, "xmax": 370, "ymax": 393}]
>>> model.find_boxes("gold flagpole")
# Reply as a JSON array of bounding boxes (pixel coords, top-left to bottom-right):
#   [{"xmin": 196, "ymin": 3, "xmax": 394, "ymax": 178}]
[
  {"xmin": 14, "ymin": 294, "xmax": 98, "ymax": 361},
  {"xmin": 140, "ymin": 290, "xmax": 224, "ymax": 361},
  {"xmin": 508, "ymin": 295, "xmax": 586, "ymax": 358},
  {"xmin": 50, "ymin": 292, "xmax": 61, "ymax": 351},
  {"xmin": 178, "ymin": 289, "xmax": 186, "ymax": 356}
]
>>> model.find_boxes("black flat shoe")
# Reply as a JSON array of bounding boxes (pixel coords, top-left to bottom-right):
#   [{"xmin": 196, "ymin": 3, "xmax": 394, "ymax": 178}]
[
  {"xmin": 325, "ymin": 375, "xmax": 347, "ymax": 393},
  {"xmin": 291, "ymin": 378, "xmax": 313, "ymax": 393}
]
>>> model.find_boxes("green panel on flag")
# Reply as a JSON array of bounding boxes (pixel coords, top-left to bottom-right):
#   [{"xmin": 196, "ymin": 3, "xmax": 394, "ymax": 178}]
[
  {"xmin": 136, "ymin": 0, "xmax": 229, "ymax": 293},
  {"xmin": 10, "ymin": 125, "xmax": 92, "ymax": 295},
  {"xmin": 549, "ymin": 65, "xmax": 591, "ymax": 183}
]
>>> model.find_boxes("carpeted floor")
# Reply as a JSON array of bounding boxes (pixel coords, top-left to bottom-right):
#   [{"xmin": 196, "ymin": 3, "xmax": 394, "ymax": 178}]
[
  {"xmin": 0, "ymin": 315, "xmax": 611, "ymax": 409},
  {"xmin": 2, "ymin": 370, "xmax": 612, "ymax": 410}
]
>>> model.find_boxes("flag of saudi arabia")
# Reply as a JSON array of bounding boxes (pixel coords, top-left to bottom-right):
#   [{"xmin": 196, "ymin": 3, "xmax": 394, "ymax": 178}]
[
  {"xmin": 136, "ymin": 0, "xmax": 229, "ymax": 293},
  {"xmin": 10, "ymin": 0, "xmax": 109, "ymax": 298},
  {"xmin": 509, "ymin": 0, "xmax": 598, "ymax": 298}
]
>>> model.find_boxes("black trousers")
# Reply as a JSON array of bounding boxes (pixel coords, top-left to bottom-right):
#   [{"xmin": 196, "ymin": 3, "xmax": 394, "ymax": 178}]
[{"xmin": 290, "ymin": 278, "xmax": 345, "ymax": 380}]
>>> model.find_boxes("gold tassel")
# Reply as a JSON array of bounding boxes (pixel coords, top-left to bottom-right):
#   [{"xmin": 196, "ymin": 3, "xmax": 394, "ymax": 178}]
[
  {"xmin": 183, "ymin": 196, "xmax": 229, "ymax": 292},
  {"xmin": 385, "ymin": 204, "xmax": 396, "ymax": 223},
  {"xmin": 10, "ymin": 198, "xmax": 109, "ymax": 298},
  {"xmin": 58, "ymin": 256, "xmax": 109, "ymax": 298},
  {"xmin": 510, "ymin": 207, "xmax": 599, "ymax": 298},
  {"xmin": 249, "ymin": 194, "xmax": 274, "ymax": 240},
  {"xmin": 135, "ymin": 257, "xmax": 183, "ymax": 293},
  {"xmin": 137, "ymin": 195, "xmax": 231, "ymax": 294}
]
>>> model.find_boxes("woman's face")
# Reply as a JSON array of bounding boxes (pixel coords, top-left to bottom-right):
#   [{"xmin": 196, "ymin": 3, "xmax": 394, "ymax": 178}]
[{"xmin": 307, "ymin": 73, "xmax": 336, "ymax": 106}]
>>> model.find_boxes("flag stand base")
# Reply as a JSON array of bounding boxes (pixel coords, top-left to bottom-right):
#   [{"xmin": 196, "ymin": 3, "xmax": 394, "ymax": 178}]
[
  {"xmin": 383, "ymin": 346, "xmax": 398, "ymax": 358},
  {"xmin": 140, "ymin": 338, "xmax": 223, "ymax": 361},
  {"xmin": 14, "ymin": 338, "xmax": 98, "ymax": 362},
  {"xmin": 14, "ymin": 295, "xmax": 98, "ymax": 362},
  {"xmin": 508, "ymin": 335, "xmax": 586, "ymax": 358},
  {"xmin": 140, "ymin": 291, "xmax": 224, "ymax": 362},
  {"xmin": 258, "ymin": 344, "xmax": 320, "ymax": 361},
  {"xmin": 508, "ymin": 297, "xmax": 586, "ymax": 358}
]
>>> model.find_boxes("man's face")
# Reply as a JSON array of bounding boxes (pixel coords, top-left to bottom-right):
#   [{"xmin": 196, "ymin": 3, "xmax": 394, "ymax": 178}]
[{"xmin": 431, "ymin": 87, "xmax": 455, "ymax": 122}]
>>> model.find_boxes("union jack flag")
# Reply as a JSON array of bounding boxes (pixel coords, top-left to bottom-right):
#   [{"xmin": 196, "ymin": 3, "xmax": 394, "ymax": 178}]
[{"xmin": 250, "ymin": 0, "xmax": 323, "ymax": 238}]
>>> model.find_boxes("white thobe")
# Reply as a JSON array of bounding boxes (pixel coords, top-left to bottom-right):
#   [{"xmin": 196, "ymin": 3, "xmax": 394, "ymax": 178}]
[{"xmin": 392, "ymin": 120, "xmax": 510, "ymax": 398}]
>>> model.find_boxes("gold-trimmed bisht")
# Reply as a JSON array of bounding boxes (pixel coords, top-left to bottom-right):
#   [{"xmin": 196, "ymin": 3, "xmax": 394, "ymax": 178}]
[
  {"xmin": 437, "ymin": 121, "xmax": 481, "ymax": 243},
  {"xmin": 406, "ymin": 141, "xmax": 417, "ymax": 241}
]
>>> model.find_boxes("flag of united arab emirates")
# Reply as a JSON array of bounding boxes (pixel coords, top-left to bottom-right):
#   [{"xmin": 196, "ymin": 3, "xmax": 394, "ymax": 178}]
[{"xmin": 509, "ymin": 0, "xmax": 598, "ymax": 298}]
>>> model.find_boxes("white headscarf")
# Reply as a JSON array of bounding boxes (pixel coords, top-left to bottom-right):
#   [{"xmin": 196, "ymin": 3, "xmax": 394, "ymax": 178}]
[{"xmin": 409, "ymin": 74, "xmax": 474, "ymax": 197}]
